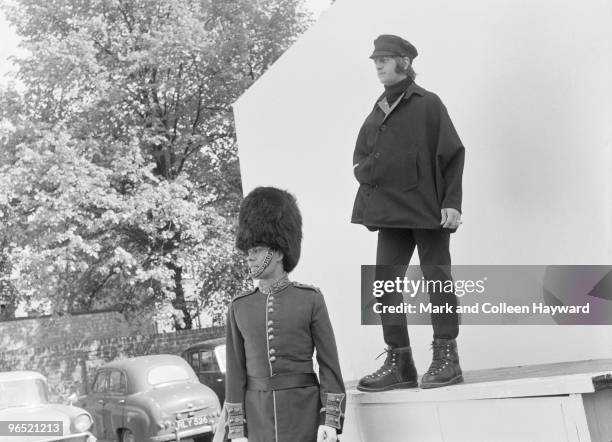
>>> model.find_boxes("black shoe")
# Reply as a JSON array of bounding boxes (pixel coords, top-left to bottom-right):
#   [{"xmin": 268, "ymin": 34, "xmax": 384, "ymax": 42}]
[
  {"xmin": 357, "ymin": 346, "xmax": 418, "ymax": 392},
  {"xmin": 420, "ymin": 338, "xmax": 464, "ymax": 389}
]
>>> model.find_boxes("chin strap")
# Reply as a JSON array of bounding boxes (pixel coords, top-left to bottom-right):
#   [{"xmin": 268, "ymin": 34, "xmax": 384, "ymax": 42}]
[{"xmin": 249, "ymin": 248, "xmax": 274, "ymax": 278}]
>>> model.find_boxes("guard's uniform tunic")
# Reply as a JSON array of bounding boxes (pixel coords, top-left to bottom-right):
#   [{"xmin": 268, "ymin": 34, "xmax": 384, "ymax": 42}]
[{"xmin": 225, "ymin": 281, "xmax": 346, "ymax": 442}]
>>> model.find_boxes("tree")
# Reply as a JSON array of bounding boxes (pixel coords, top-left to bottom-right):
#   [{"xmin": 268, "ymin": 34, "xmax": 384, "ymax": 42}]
[{"xmin": 0, "ymin": 0, "xmax": 311, "ymax": 327}]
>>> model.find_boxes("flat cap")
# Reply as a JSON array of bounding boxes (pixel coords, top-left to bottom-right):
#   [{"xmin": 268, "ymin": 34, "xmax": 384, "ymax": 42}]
[{"xmin": 370, "ymin": 34, "xmax": 418, "ymax": 60}]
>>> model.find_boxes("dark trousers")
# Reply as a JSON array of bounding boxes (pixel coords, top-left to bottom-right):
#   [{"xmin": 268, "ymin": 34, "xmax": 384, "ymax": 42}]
[{"xmin": 376, "ymin": 228, "xmax": 459, "ymax": 348}]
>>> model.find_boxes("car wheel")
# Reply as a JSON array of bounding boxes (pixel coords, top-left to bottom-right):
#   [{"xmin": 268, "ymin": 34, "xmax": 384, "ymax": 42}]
[{"xmin": 120, "ymin": 429, "xmax": 136, "ymax": 442}]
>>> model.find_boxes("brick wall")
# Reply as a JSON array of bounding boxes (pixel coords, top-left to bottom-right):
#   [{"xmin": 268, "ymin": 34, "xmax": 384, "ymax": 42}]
[
  {"xmin": 0, "ymin": 311, "xmax": 225, "ymax": 401},
  {"xmin": 0, "ymin": 310, "xmax": 155, "ymax": 351}
]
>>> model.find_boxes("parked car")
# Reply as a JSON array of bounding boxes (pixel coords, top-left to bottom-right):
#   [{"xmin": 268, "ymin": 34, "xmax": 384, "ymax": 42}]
[
  {"xmin": 79, "ymin": 354, "xmax": 220, "ymax": 442},
  {"xmin": 0, "ymin": 370, "xmax": 96, "ymax": 442},
  {"xmin": 181, "ymin": 338, "xmax": 226, "ymax": 404}
]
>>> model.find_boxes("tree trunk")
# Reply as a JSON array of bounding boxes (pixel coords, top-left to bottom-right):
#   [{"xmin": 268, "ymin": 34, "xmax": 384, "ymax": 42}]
[{"xmin": 169, "ymin": 262, "xmax": 192, "ymax": 330}]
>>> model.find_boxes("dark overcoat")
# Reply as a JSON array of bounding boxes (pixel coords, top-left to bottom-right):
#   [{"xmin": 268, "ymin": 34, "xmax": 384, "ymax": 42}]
[
  {"xmin": 224, "ymin": 282, "xmax": 346, "ymax": 442},
  {"xmin": 351, "ymin": 82, "xmax": 465, "ymax": 230}
]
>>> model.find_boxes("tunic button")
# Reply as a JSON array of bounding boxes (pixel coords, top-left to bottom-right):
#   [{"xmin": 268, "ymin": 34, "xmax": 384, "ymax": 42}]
[
  {"xmin": 374, "ymin": 152, "xmax": 380, "ymax": 158},
  {"xmin": 380, "ymin": 125, "xmax": 387, "ymax": 131},
  {"xmin": 267, "ymin": 302, "xmax": 274, "ymax": 307},
  {"xmin": 268, "ymin": 327, "xmax": 274, "ymax": 333},
  {"xmin": 269, "ymin": 348, "xmax": 276, "ymax": 355},
  {"xmin": 268, "ymin": 334, "xmax": 275, "ymax": 340},
  {"xmin": 267, "ymin": 320, "xmax": 274, "ymax": 326},
  {"xmin": 270, "ymin": 356, "xmax": 277, "ymax": 362},
  {"xmin": 269, "ymin": 296, "xmax": 275, "ymax": 301},
  {"xmin": 268, "ymin": 308, "xmax": 274, "ymax": 313}
]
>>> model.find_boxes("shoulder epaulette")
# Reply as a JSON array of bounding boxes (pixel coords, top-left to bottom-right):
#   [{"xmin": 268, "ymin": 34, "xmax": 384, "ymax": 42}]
[
  {"xmin": 292, "ymin": 281, "xmax": 322, "ymax": 293},
  {"xmin": 232, "ymin": 286, "xmax": 258, "ymax": 302}
]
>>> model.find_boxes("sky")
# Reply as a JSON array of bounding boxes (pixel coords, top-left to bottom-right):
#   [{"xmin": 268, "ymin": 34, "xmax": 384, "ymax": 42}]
[
  {"xmin": 0, "ymin": 0, "xmax": 333, "ymax": 86},
  {"xmin": 0, "ymin": 7, "xmax": 24, "ymax": 85}
]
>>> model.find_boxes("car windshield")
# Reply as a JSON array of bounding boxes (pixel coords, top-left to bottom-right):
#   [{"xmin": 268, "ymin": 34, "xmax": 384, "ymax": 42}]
[
  {"xmin": 0, "ymin": 379, "xmax": 49, "ymax": 408},
  {"xmin": 215, "ymin": 345, "xmax": 226, "ymax": 373},
  {"xmin": 147, "ymin": 365, "xmax": 191, "ymax": 386}
]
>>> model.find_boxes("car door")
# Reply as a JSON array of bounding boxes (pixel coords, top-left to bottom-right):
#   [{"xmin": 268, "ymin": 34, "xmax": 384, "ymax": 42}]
[
  {"xmin": 86, "ymin": 370, "xmax": 108, "ymax": 439},
  {"xmin": 104, "ymin": 370, "xmax": 127, "ymax": 438},
  {"xmin": 199, "ymin": 347, "xmax": 225, "ymax": 403}
]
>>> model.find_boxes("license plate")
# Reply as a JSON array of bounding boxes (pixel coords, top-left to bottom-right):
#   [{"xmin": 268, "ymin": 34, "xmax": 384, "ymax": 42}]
[{"xmin": 176, "ymin": 415, "xmax": 208, "ymax": 430}]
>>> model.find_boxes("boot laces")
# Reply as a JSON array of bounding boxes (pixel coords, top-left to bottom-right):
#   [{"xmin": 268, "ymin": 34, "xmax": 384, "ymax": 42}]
[
  {"xmin": 427, "ymin": 342, "xmax": 452, "ymax": 375},
  {"xmin": 365, "ymin": 347, "xmax": 397, "ymax": 378}
]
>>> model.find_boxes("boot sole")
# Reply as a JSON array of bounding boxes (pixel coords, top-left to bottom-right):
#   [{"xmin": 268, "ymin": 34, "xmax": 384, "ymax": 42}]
[
  {"xmin": 356, "ymin": 380, "xmax": 419, "ymax": 392},
  {"xmin": 420, "ymin": 374, "xmax": 464, "ymax": 389}
]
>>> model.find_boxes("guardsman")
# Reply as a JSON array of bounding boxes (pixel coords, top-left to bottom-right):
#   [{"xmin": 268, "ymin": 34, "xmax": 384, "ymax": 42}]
[
  {"xmin": 352, "ymin": 35, "xmax": 466, "ymax": 391},
  {"xmin": 224, "ymin": 187, "xmax": 346, "ymax": 442}
]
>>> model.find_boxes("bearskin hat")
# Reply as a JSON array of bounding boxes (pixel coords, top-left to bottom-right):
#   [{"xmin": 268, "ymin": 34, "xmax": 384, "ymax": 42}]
[{"xmin": 236, "ymin": 187, "xmax": 302, "ymax": 273}]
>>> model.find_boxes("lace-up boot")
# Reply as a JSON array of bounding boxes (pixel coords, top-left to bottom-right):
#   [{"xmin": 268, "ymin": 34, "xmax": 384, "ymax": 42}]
[
  {"xmin": 420, "ymin": 338, "xmax": 463, "ymax": 389},
  {"xmin": 357, "ymin": 346, "xmax": 418, "ymax": 392}
]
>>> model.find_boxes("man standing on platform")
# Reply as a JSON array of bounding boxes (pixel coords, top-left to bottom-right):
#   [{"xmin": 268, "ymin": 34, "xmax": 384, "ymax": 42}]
[{"xmin": 351, "ymin": 35, "xmax": 466, "ymax": 390}]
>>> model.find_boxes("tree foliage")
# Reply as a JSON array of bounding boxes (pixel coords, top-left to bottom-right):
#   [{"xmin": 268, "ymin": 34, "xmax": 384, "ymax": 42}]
[{"xmin": 0, "ymin": 0, "xmax": 311, "ymax": 327}]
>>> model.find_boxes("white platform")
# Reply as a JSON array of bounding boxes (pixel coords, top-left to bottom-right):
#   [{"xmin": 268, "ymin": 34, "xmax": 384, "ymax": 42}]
[{"xmin": 342, "ymin": 360, "xmax": 612, "ymax": 442}]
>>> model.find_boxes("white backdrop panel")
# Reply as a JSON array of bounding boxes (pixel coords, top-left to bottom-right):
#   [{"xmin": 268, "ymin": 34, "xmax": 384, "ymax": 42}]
[{"xmin": 233, "ymin": 0, "xmax": 612, "ymax": 381}]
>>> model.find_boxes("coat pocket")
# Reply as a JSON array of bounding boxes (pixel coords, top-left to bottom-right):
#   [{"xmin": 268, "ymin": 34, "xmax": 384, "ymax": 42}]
[
  {"xmin": 353, "ymin": 158, "xmax": 371, "ymax": 184},
  {"xmin": 353, "ymin": 163, "xmax": 362, "ymax": 182},
  {"xmin": 401, "ymin": 151, "xmax": 419, "ymax": 191}
]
